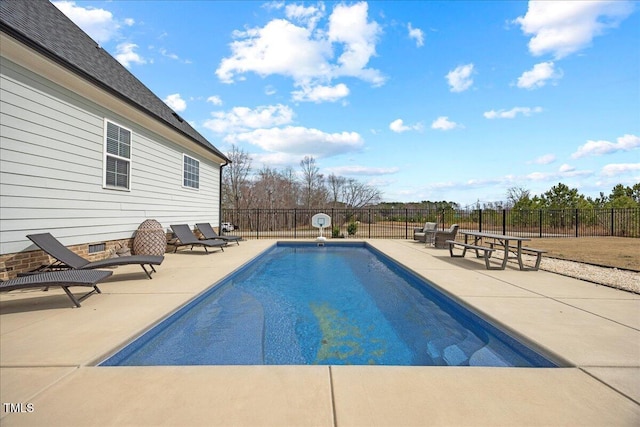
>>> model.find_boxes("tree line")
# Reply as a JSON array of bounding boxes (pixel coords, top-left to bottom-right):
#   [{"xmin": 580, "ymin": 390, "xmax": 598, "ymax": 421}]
[
  {"xmin": 221, "ymin": 145, "xmax": 382, "ymax": 211},
  {"xmin": 222, "ymin": 145, "xmax": 639, "ymax": 212}
]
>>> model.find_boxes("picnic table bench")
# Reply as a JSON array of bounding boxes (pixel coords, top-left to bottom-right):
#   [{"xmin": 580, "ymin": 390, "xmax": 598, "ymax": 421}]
[
  {"xmin": 450, "ymin": 231, "xmax": 547, "ymax": 271},
  {"xmin": 446, "ymin": 240, "xmax": 500, "ymax": 270}
]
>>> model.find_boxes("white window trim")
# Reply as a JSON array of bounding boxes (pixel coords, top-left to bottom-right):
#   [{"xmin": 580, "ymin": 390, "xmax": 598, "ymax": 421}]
[
  {"xmin": 102, "ymin": 119, "xmax": 132, "ymax": 191},
  {"xmin": 182, "ymin": 153, "xmax": 200, "ymax": 190}
]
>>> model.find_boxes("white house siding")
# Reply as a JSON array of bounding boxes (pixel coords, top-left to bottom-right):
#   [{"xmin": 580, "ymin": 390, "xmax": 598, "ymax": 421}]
[{"xmin": 0, "ymin": 57, "xmax": 221, "ymax": 255}]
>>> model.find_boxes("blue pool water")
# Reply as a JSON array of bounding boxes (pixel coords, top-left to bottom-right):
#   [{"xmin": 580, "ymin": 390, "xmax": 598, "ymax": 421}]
[{"xmin": 101, "ymin": 242, "xmax": 558, "ymax": 367}]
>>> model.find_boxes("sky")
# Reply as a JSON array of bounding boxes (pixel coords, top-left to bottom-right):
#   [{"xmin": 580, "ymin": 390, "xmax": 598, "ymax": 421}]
[{"xmin": 52, "ymin": 0, "xmax": 639, "ymax": 206}]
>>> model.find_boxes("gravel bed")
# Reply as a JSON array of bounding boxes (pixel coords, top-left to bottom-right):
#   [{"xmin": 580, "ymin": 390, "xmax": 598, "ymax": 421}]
[{"xmin": 520, "ymin": 254, "xmax": 640, "ymax": 294}]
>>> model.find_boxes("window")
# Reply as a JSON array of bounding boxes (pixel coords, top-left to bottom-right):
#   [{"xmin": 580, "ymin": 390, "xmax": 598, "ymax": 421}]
[
  {"xmin": 104, "ymin": 120, "xmax": 131, "ymax": 190},
  {"xmin": 183, "ymin": 154, "xmax": 199, "ymax": 189}
]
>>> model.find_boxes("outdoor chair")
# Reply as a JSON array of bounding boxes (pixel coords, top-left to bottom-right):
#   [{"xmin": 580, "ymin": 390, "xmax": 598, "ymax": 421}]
[
  {"xmin": 170, "ymin": 224, "xmax": 227, "ymax": 254},
  {"xmin": 196, "ymin": 223, "xmax": 241, "ymax": 245},
  {"xmin": 433, "ymin": 224, "xmax": 459, "ymax": 249},
  {"xmin": 0, "ymin": 269, "xmax": 113, "ymax": 307},
  {"xmin": 27, "ymin": 233, "xmax": 164, "ymax": 279},
  {"xmin": 413, "ymin": 222, "xmax": 438, "ymax": 244}
]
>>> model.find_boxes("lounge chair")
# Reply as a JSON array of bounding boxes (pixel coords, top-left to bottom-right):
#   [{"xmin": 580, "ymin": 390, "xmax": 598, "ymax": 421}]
[
  {"xmin": 413, "ymin": 222, "xmax": 438, "ymax": 244},
  {"xmin": 433, "ymin": 224, "xmax": 459, "ymax": 249},
  {"xmin": 0, "ymin": 269, "xmax": 113, "ymax": 307},
  {"xmin": 27, "ymin": 233, "xmax": 164, "ymax": 279},
  {"xmin": 170, "ymin": 224, "xmax": 227, "ymax": 253},
  {"xmin": 195, "ymin": 223, "xmax": 241, "ymax": 245}
]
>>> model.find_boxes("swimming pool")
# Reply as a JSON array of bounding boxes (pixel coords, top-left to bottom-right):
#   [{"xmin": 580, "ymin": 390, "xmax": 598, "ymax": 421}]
[{"xmin": 101, "ymin": 242, "xmax": 558, "ymax": 367}]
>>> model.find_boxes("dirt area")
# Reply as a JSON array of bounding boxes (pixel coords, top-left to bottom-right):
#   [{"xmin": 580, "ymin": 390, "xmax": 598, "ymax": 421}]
[{"xmin": 524, "ymin": 237, "xmax": 639, "ymax": 271}]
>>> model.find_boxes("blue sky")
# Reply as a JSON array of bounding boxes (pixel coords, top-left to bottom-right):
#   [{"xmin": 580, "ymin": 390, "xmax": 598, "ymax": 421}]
[{"xmin": 53, "ymin": 1, "xmax": 639, "ymax": 206}]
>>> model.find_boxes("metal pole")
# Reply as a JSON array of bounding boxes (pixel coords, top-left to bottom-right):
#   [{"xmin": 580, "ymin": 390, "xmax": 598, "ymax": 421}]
[{"xmin": 256, "ymin": 208, "xmax": 259, "ymax": 240}]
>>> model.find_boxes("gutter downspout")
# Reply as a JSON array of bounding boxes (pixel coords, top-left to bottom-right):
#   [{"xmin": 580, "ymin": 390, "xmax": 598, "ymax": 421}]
[{"xmin": 219, "ymin": 160, "xmax": 228, "ymax": 232}]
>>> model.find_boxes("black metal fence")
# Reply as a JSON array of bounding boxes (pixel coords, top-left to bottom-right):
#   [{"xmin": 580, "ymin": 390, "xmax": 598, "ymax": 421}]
[{"xmin": 221, "ymin": 208, "xmax": 640, "ymax": 239}]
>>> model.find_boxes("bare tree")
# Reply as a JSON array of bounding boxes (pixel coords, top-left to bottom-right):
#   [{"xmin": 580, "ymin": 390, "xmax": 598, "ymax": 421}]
[
  {"xmin": 506, "ymin": 186, "xmax": 531, "ymax": 209},
  {"xmin": 342, "ymin": 178, "xmax": 382, "ymax": 208},
  {"xmin": 327, "ymin": 173, "xmax": 347, "ymax": 208},
  {"xmin": 222, "ymin": 145, "xmax": 252, "ymax": 210},
  {"xmin": 299, "ymin": 156, "xmax": 327, "ymax": 209}
]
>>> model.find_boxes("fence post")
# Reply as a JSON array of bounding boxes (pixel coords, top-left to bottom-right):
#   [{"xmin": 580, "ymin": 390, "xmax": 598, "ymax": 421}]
[
  {"xmin": 256, "ymin": 208, "xmax": 259, "ymax": 240},
  {"xmin": 575, "ymin": 208, "xmax": 579, "ymax": 237},
  {"xmin": 502, "ymin": 209, "xmax": 506, "ymax": 235},
  {"xmin": 368, "ymin": 209, "xmax": 371, "ymax": 239},
  {"xmin": 611, "ymin": 208, "xmax": 614, "ymax": 236},
  {"xmin": 405, "ymin": 209, "xmax": 408, "ymax": 239},
  {"xmin": 479, "ymin": 209, "xmax": 482, "ymax": 232},
  {"xmin": 539, "ymin": 210, "xmax": 542, "ymax": 238},
  {"xmin": 294, "ymin": 208, "xmax": 297, "ymax": 239}
]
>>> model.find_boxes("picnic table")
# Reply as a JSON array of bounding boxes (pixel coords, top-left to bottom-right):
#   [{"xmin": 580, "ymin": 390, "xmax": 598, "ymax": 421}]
[{"xmin": 451, "ymin": 231, "xmax": 545, "ymax": 271}]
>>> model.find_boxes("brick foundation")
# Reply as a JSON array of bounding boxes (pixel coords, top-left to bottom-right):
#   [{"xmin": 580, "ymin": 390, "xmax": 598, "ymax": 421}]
[{"xmin": 0, "ymin": 235, "xmax": 171, "ymax": 280}]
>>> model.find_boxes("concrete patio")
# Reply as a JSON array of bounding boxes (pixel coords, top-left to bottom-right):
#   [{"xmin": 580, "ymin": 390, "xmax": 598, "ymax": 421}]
[{"xmin": 1, "ymin": 239, "xmax": 639, "ymax": 426}]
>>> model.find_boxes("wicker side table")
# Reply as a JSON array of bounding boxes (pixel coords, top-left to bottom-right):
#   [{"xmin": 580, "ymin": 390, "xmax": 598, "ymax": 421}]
[{"xmin": 133, "ymin": 219, "xmax": 167, "ymax": 256}]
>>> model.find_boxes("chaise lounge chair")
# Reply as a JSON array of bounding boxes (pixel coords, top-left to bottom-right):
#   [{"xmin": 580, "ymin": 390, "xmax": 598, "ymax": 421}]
[
  {"xmin": 27, "ymin": 233, "xmax": 164, "ymax": 279},
  {"xmin": 0, "ymin": 269, "xmax": 113, "ymax": 307},
  {"xmin": 170, "ymin": 224, "xmax": 227, "ymax": 253},
  {"xmin": 195, "ymin": 223, "xmax": 241, "ymax": 245}
]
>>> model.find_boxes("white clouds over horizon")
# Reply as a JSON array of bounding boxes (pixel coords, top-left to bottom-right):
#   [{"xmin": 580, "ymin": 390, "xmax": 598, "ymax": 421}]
[
  {"xmin": 601, "ymin": 163, "xmax": 640, "ymax": 177},
  {"xmin": 225, "ymin": 126, "xmax": 364, "ymax": 159},
  {"xmin": 446, "ymin": 64, "xmax": 474, "ymax": 93},
  {"xmin": 514, "ymin": 0, "xmax": 634, "ymax": 59},
  {"xmin": 325, "ymin": 165, "xmax": 400, "ymax": 176},
  {"xmin": 530, "ymin": 154, "xmax": 556, "ymax": 165},
  {"xmin": 571, "ymin": 134, "xmax": 640, "ymax": 158}
]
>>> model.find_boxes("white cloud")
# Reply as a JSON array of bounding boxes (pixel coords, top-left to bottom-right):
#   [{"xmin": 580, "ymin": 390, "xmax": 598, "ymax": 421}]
[
  {"xmin": 163, "ymin": 93, "xmax": 186, "ymax": 112},
  {"xmin": 446, "ymin": 64, "xmax": 474, "ymax": 92},
  {"xmin": 526, "ymin": 167, "xmax": 593, "ymax": 181},
  {"xmin": 285, "ymin": 3, "xmax": 325, "ymax": 30},
  {"xmin": 431, "ymin": 116, "xmax": 459, "ymax": 131},
  {"xmin": 292, "ymin": 83, "xmax": 350, "ymax": 103},
  {"xmin": 514, "ymin": 0, "xmax": 634, "ymax": 59},
  {"xmin": 115, "ymin": 42, "xmax": 147, "ymax": 68},
  {"xmin": 217, "ymin": 19, "xmax": 330, "ymax": 84},
  {"xmin": 408, "ymin": 23, "xmax": 424, "ymax": 47},
  {"xmin": 52, "ymin": 1, "xmax": 119, "ymax": 44},
  {"xmin": 559, "ymin": 163, "xmax": 575, "ymax": 173},
  {"xmin": 216, "ymin": 2, "xmax": 384, "ymax": 94},
  {"xmin": 203, "ymin": 104, "xmax": 294, "ymax": 134},
  {"xmin": 326, "ymin": 165, "xmax": 400, "ymax": 176},
  {"xmin": 484, "ymin": 106, "xmax": 543, "ymax": 119},
  {"xmin": 530, "ymin": 154, "xmax": 556, "ymax": 165},
  {"xmin": 206, "ymin": 96, "xmax": 223, "ymax": 106},
  {"xmin": 601, "ymin": 163, "xmax": 640, "ymax": 176},
  {"xmin": 389, "ymin": 119, "xmax": 423, "ymax": 133},
  {"xmin": 225, "ymin": 126, "xmax": 364, "ymax": 158},
  {"xmin": 517, "ymin": 61, "xmax": 562, "ymax": 89},
  {"xmin": 571, "ymin": 134, "xmax": 640, "ymax": 158}
]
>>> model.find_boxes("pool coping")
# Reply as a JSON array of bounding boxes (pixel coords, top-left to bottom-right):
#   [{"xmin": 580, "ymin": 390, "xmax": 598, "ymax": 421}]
[{"xmin": 1, "ymin": 239, "xmax": 639, "ymax": 425}]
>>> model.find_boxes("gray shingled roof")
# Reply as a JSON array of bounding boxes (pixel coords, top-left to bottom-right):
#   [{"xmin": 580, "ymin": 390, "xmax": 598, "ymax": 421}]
[{"xmin": 0, "ymin": 0, "xmax": 229, "ymax": 163}]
